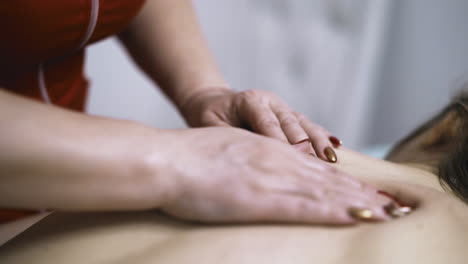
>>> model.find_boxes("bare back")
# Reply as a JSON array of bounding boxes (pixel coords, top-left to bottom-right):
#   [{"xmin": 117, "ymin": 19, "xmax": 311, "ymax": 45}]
[{"xmin": 1, "ymin": 148, "xmax": 467, "ymax": 264}]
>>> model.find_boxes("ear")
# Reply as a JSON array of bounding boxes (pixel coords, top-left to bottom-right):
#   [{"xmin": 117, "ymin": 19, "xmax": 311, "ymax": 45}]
[{"xmin": 421, "ymin": 110, "xmax": 462, "ymax": 149}]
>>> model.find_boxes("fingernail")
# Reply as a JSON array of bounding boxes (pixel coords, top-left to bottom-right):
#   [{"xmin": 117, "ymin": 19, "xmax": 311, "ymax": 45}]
[
  {"xmin": 379, "ymin": 190, "xmax": 413, "ymax": 218},
  {"xmin": 324, "ymin": 147, "xmax": 337, "ymax": 163},
  {"xmin": 348, "ymin": 208, "xmax": 377, "ymax": 221},
  {"xmin": 329, "ymin": 136, "xmax": 343, "ymax": 147},
  {"xmin": 384, "ymin": 202, "xmax": 413, "ymax": 218}
]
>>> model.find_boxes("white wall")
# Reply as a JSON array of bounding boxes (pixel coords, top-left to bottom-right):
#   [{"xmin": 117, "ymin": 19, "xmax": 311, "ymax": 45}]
[
  {"xmin": 86, "ymin": 39, "xmax": 186, "ymax": 129},
  {"xmin": 192, "ymin": 0, "xmax": 391, "ymax": 148},
  {"xmin": 86, "ymin": 0, "xmax": 388, "ymax": 148},
  {"xmin": 370, "ymin": 0, "xmax": 468, "ymax": 145},
  {"xmin": 85, "ymin": 0, "xmax": 468, "ymax": 149}
]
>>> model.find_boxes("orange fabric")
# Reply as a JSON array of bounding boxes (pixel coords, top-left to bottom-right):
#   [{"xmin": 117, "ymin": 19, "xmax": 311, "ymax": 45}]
[
  {"xmin": 0, "ymin": 210, "xmax": 41, "ymax": 225},
  {"xmin": 0, "ymin": 0, "xmax": 145, "ymax": 223}
]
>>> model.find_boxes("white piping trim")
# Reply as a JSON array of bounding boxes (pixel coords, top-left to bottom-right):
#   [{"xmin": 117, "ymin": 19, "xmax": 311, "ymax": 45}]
[
  {"xmin": 38, "ymin": 63, "xmax": 51, "ymax": 104},
  {"xmin": 77, "ymin": 0, "xmax": 100, "ymax": 50},
  {"xmin": 38, "ymin": 0, "xmax": 100, "ymax": 104}
]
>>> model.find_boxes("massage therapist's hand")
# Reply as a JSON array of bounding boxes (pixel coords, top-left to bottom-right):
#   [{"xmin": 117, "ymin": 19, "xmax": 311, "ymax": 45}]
[
  {"xmin": 180, "ymin": 88, "xmax": 341, "ymax": 162},
  {"xmin": 158, "ymin": 127, "xmax": 391, "ymax": 224}
]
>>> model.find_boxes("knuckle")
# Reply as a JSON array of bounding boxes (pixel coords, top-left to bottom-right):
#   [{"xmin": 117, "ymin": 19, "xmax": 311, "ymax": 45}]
[
  {"xmin": 249, "ymin": 89, "xmax": 278, "ymax": 100},
  {"xmin": 200, "ymin": 112, "xmax": 217, "ymax": 124},
  {"xmin": 236, "ymin": 91, "xmax": 253, "ymax": 104},
  {"xmin": 241, "ymin": 89, "xmax": 260, "ymax": 99},
  {"xmin": 239, "ymin": 90, "xmax": 270, "ymax": 106},
  {"xmin": 295, "ymin": 112, "xmax": 308, "ymax": 122},
  {"xmin": 279, "ymin": 114, "xmax": 298, "ymax": 127},
  {"xmin": 256, "ymin": 117, "xmax": 280, "ymax": 128}
]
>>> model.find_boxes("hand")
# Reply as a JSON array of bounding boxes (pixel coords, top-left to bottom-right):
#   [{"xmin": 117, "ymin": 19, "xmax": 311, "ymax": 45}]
[
  {"xmin": 180, "ymin": 88, "xmax": 342, "ymax": 162},
  {"xmin": 159, "ymin": 127, "xmax": 392, "ymax": 224}
]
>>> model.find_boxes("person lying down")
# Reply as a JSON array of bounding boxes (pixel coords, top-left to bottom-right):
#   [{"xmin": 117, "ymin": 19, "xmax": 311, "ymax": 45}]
[{"xmin": 1, "ymin": 88, "xmax": 468, "ymax": 264}]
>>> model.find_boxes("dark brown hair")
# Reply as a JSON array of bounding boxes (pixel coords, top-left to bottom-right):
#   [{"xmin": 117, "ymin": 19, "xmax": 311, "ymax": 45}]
[
  {"xmin": 386, "ymin": 88, "xmax": 468, "ymax": 204},
  {"xmin": 438, "ymin": 98, "xmax": 468, "ymax": 203}
]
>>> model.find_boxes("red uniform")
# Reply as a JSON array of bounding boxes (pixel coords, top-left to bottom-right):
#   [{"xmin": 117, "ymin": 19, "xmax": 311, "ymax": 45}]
[{"xmin": 0, "ymin": 0, "xmax": 145, "ymax": 223}]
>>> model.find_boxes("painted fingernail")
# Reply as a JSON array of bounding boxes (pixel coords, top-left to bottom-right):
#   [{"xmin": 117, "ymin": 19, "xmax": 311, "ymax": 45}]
[
  {"xmin": 384, "ymin": 202, "xmax": 413, "ymax": 218},
  {"xmin": 324, "ymin": 147, "xmax": 337, "ymax": 163},
  {"xmin": 378, "ymin": 190, "xmax": 413, "ymax": 218},
  {"xmin": 329, "ymin": 136, "xmax": 343, "ymax": 147},
  {"xmin": 348, "ymin": 208, "xmax": 376, "ymax": 221}
]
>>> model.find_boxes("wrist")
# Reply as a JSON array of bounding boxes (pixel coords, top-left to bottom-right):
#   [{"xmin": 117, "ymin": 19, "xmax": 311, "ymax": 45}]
[
  {"xmin": 175, "ymin": 82, "xmax": 230, "ymax": 108},
  {"xmin": 64, "ymin": 121, "xmax": 178, "ymax": 211},
  {"xmin": 162, "ymin": 60, "xmax": 229, "ymax": 106},
  {"xmin": 118, "ymin": 126, "xmax": 180, "ymax": 210},
  {"xmin": 177, "ymin": 86, "xmax": 233, "ymax": 125}
]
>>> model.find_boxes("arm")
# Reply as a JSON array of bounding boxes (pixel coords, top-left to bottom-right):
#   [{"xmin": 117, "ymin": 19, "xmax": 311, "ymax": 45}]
[
  {"xmin": 0, "ymin": 90, "xmax": 391, "ymax": 223},
  {"xmin": 0, "ymin": 89, "xmax": 172, "ymax": 211},
  {"xmin": 118, "ymin": 0, "xmax": 228, "ymax": 110},
  {"xmin": 118, "ymin": 0, "xmax": 342, "ymax": 162}
]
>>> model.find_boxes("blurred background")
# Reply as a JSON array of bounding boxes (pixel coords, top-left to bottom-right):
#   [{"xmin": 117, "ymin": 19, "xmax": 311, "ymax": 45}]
[{"xmin": 86, "ymin": 0, "xmax": 468, "ymax": 150}]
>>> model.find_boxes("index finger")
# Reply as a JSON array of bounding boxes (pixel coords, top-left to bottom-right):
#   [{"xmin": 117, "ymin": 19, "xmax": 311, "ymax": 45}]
[
  {"xmin": 242, "ymin": 101, "xmax": 289, "ymax": 142},
  {"xmin": 271, "ymin": 104, "xmax": 310, "ymax": 144}
]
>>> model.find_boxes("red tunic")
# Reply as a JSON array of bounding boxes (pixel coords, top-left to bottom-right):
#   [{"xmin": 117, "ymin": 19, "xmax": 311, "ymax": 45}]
[{"xmin": 0, "ymin": 0, "xmax": 145, "ymax": 223}]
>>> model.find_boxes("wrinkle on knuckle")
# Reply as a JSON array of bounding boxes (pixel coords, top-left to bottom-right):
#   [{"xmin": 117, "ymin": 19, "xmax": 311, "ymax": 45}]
[
  {"xmin": 236, "ymin": 90, "xmax": 254, "ymax": 105},
  {"xmin": 241, "ymin": 89, "xmax": 260, "ymax": 99},
  {"xmin": 256, "ymin": 117, "xmax": 280, "ymax": 129},
  {"xmin": 279, "ymin": 115, "xmax": 298, "ymax": 127},
  {"xmin": 200, "ymin": 112, "xmax": 219, "ymax": 124},
  {"xmin": 296, "ymin": 113, "xmax": 309, "ymax": 123}
]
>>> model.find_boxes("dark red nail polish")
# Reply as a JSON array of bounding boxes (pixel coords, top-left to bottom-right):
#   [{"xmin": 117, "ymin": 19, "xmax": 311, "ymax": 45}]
[{"xmin": 329, "ymin": 136, "xmax": 342, "ymax": 147}]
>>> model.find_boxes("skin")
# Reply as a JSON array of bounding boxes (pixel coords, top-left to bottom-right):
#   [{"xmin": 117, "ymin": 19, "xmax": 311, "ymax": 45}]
[
  {"xmin": 0, "ymin": 89, "xmax": 391, "ymax": 224},
  {"xmin": 118, "ymin": 0, "xmax": 338, "ymax": 159},
  {"xmin": 1, "ymin": 148, "xmax": 467, "ymax": 264},
  {"xmin": 0, "ymin": 0, "xmax": 391, "ymax": 225}
]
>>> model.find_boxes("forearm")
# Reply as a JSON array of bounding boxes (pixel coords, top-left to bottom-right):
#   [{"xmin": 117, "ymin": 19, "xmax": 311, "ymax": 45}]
[
  {"xmin": 118, "ymin": 0, "xmax": 229, "ymax": 110},
  {"xmin": 0, "ymin": 89, "xmax": 173, "ymax": 211}
]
